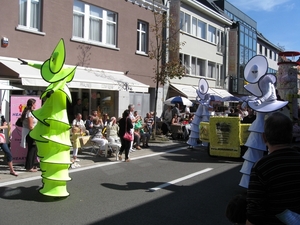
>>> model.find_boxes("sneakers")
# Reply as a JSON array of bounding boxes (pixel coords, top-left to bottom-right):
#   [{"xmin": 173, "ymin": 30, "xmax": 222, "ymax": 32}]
[
  {"xmin": 129, "ymin": 149, "xmax": 136, "ymax": 152},
  {"xmin": 136, "ymin": 146, "xmax": 141, "ymax": 150},
  {"xmin": 125, "ymin": 159, "xmax": 130, "ymax": 162},
  {"xmin": 70, "ymin": 162, "xmax": 81, "ymax": 169},
  {"xmin": 71, "ymin": 157, "xmax": 80, "ymax": 162}
]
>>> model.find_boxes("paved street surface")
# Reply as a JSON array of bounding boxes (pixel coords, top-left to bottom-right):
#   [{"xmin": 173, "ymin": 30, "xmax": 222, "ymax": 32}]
[{"xmin": 0, "ymin": 140, "xmax": 246, "ymax": 225}]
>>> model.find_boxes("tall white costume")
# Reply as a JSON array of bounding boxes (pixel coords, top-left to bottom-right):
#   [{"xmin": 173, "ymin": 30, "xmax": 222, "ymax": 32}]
[
  {"xmin": 239, "ymin": 55, "xmax": 288, "ymax": 188},
  {"xmin": 187, "ymin": 79, "xmax": 211, "ymax": 148}
]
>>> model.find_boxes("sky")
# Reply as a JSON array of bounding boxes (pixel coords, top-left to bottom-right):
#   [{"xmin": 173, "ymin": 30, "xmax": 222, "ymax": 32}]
[{"xmin": 227, "ymin": 0, "xmax": 299, "ymax": 52}]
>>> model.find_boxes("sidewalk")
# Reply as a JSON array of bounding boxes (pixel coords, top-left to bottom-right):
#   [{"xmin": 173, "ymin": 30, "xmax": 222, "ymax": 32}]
[{"xmin": 0, "ymin": 139, "xmax": 188, "ymax": 184}]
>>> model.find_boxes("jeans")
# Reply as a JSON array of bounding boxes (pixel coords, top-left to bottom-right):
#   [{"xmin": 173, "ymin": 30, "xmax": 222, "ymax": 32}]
[{"xmin": 0, "ymin": 143, "xmax": 12, "ymax": 162}]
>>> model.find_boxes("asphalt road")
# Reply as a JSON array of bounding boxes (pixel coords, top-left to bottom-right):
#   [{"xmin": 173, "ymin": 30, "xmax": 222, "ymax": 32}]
[{"xmin": 0, "ymin": 146, "xmax": 246, "ymax": 225}]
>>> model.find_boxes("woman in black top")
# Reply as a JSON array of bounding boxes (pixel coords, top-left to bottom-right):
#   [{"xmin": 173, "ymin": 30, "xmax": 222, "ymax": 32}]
[{"xmin": 118, "ymin": 110, "xmax": 133, "ymax": 162}]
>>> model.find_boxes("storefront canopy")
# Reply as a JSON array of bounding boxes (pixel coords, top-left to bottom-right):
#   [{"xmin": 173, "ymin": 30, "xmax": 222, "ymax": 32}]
[
  {"xmin": 0, "ymin": 57, "xmax": 149, "ymax": 93},
  {"xmin": 170, "ymin": 83, "xmax": 233, "ymax": 101}
]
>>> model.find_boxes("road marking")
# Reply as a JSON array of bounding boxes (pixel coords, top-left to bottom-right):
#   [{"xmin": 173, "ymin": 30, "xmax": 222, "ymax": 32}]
[
  {"xmin": 0, "ymin": 147, "xmax": 185, "ymax": 187},
  {"xmin": 148, "ymin": 168, "xmax": 213, "ymax": 192}
]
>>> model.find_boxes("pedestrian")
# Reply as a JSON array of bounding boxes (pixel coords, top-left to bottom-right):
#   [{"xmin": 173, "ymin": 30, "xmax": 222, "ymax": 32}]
[
  {"xmin": 141, "ymin": 123, "xmax": 150, "ymax": 148},
  {"xmin": 71, "ymin": 113, "xmax": 85, "ymax": 164},
  {"xmin": 20, "ymin": 98, "xmax": 38, "ymax": 172},
  {"xmin": 106, "ymin": 116, "xmax": 120, "ymax": 144},
  {"xmin": 73, "ymin": 98, "xmax": 82, "ymax": 118},
  {"xmin": 128, "ymin": 104, "xmax": 138, "ymax": 152},
  {"xmin": 102, "ymin": 113, "xmax": 110, "ymax": 127},
  {"xmin": 91, "ymin": 117, "xmax": 108, "ymax": 156},
  {"xmin": 0, "ymin": 113, "xmax": 18, "ymax": 176},
  {"xmin": 85, "ymin": 114, "xmax": 94, "ymax": 135},
  {"xmin": 144, "ymin": 112, "xmax": 154, "ymax": 135},
  {"xmin": 246, "ymin": 112, "xmax": 300, "ymax": 224},
  {"xmin": 172, "ymin": 103, "xmax": 180, "ymax": 118},
  {"xmin": 161, "ymin": 105, "xmax": 172, "ymax": 135},
  {"xmin": 118, "ymin": 109, "xmax": 133, "ymax": 162}
]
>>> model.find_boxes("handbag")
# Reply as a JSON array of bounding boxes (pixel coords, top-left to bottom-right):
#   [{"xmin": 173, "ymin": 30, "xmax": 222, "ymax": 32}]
[
  {"xmin": 123, "ymin": 117, "xmax": 133, "ymax": 141},
  {"xmin": 123, "ymin": 132, "xmax": 133, "ymax": 141},
  {"xmin": 0, "ymin": 133, "xmax": 6, "ymax": 143},
  {"xmin": 16, "ymin": 117, "xmax": 23, "ymax": 127}
]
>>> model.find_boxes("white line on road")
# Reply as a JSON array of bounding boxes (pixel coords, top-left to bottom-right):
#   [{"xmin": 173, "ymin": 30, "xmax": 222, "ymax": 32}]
[
  {"xmin": 148, "ymin": 168, "xmax": 213, "ymax": 192},
  {"xmin": 0, "ymin": 147, "xmax": 185, "ymax": 187}
]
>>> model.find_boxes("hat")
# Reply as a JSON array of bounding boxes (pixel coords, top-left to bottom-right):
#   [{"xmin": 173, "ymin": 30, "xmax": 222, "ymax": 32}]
[
  {"xmin": 248, "ymin": 100, "xmax": 288, "ymax": 113},
  {"xmin": 247, "ymin": 74, "xmax": 287, "ymax": 112},
  {"xmin": 41, "ymin": 38, "xmax": 76, "ymax": 83},
  {"xmin": 196, "ymin": 78, "xmax": 209, "ymax": 100},
  {"xmin": 244, "ymin": 74, "xmax": 276, "ymax": 97},
  {"xmin": 244, "ymin": 55, "xmax": 268, "ymax": 83}
]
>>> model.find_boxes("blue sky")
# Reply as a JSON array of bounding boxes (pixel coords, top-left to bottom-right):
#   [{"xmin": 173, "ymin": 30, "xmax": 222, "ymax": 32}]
[{"xmin": 227, "ymin": 0, "xmax": 299, "ymax": 52}]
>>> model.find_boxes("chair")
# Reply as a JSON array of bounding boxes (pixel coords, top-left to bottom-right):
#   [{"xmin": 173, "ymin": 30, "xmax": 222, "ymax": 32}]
[{"xmin": 107, "ymin": 141, "xmax": 121, "ymax": 160}]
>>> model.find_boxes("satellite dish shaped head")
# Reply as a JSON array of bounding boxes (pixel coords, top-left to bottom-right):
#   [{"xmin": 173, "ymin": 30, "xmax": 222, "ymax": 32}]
[
  {"xmin": 196, "ymin": 78, "xmax": 209, "ymax": 100},
  {"xmin": 244, "ymin": 55, "xmax": 268, "ymax": 84}
]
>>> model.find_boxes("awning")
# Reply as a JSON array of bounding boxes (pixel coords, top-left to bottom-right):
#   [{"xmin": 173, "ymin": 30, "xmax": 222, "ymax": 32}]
[
  {"xmin": 210, "ymin": 88, "xmax": 233, "ymax": 98},
  {"xmin": 170, "ymin": 83, "xmax": 198, "ymax": 100},
  {"xmin": 0, "ymin": 57, "xmax": 149, "ymax": 92},
  {"xmin": 170, "ymin": 83, "xmax": 233, "ymax": 100}
]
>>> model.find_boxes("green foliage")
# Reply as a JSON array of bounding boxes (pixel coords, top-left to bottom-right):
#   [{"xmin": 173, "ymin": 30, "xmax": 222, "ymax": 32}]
[{"xmin": 148, "ymin": 10, "xmax": 186, "ymax": 85}]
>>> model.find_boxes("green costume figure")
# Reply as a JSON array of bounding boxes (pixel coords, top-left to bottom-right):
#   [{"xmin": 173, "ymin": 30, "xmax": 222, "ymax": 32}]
[{"xmin": 19, "ymin": 39, "xmax": 76, "ymax": 197}]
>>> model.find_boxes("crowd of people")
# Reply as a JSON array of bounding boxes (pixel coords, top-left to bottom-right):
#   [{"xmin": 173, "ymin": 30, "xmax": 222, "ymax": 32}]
[
  {"xmin": 160, "ymin": 103, "xmax": 194, "ymax": 140},
  {"xmin": 70, "ymin": 102, "xmax": 164, "ymax": 164}
]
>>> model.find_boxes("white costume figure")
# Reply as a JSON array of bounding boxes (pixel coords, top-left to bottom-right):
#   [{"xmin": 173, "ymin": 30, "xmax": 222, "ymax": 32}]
[
  {"xmin": 239, "ymin": 55, "xmax": 288, "ymax": 188},
  {"xmin": 187, "ymin": 79, "xmax": 211, "ymax": 148}
]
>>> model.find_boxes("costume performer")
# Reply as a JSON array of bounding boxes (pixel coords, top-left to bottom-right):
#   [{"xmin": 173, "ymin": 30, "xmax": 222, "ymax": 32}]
[
  {"xmin": 19, "ymin": 39, "xmax": 76, "ymax": 197},
  {"xmin": 239, "ymin": 55, "xmax": 288, "ymax": 188},
  {"xmin": 187, "ymin": 78, "xmax": 211, "ymax": 148}
]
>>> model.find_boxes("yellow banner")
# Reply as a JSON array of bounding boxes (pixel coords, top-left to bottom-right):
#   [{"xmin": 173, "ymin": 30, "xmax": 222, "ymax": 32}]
[
  {"xmin": 209, "ymin": 117, "xmax": 241, "ymax": 158},
  {"xmin": 199, "ymin": 117, "xmax": 251, "ymax": 158},
  {"xmin": 240, "ymin": 124, "xmax": 251, "ymax": 146},
  {"xmin": 199, "ymin": 122, "xmax": 210, "ymax": 142}
]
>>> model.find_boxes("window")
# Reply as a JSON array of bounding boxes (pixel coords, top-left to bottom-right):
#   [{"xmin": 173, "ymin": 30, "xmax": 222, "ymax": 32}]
[
  {"xmin": 190, "ymin": 56, "xmax": 205, "ymax": 76},
  {"xmin": 269, "ymin": 50, "xmax": 272, "ymax": 59},
  {"xmin": 73, "ymin": 0, "xmax": 117, "ymax": 46},
  {"xmin": 192, "ymin": 17, "xmax": 197, "ymax": 36},
  {"xmin": 191, "ymin": 57, "xmax": 196, "ymax": 75},
  {"xmin": 208, "ymin": 25, "xmax": 216, "ymax": 43},
  {"xmin": 180, "ymin": 12, "xmax": 190, "ymax": 33},
  {"xmin": 264, "ymin": 47, "xmax": 268, "ymax": 57},
  {"xmin": 137, "ymin": 21, "xmax": 148, "ymax": 53},
  {"xmin": 197, "ymin": 20, "xmax": 206, "ymax": 39},
  {"xmin": 217, "ymin": 30, "xmax": 224, "ymax": 53},
  {"xmin": 19, "ymin": 0, "xmax": 42, "ymax": 31},
  {"xmin": 207, "ymin": 62, "xmax": 215, "ymax": 78},
  {"xmin": 184, "ymin": 55, "xmax": 190, "ymax": 74},
  {"xmin": 259, "ymin": 44, "xmax": 262, "ymax": 54},
  {"xmin": 184, "ymin": 14, "xmax": 191, "ymax": 34}
]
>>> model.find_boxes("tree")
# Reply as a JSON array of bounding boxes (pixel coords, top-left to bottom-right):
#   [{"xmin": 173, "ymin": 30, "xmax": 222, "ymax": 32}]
[
  {"xmin": 76, "ymin": 44, "xmax": 92, "ymax": 67},
  {"xmin": 148, "ymin": 1, "xmax": 186, "ymax": 138}
]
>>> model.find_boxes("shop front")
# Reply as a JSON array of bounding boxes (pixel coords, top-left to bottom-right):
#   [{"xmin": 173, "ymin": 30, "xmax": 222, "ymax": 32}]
[{"xmin": 0, "ymin": 57, "xmax": 149, "ymax": 120}]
